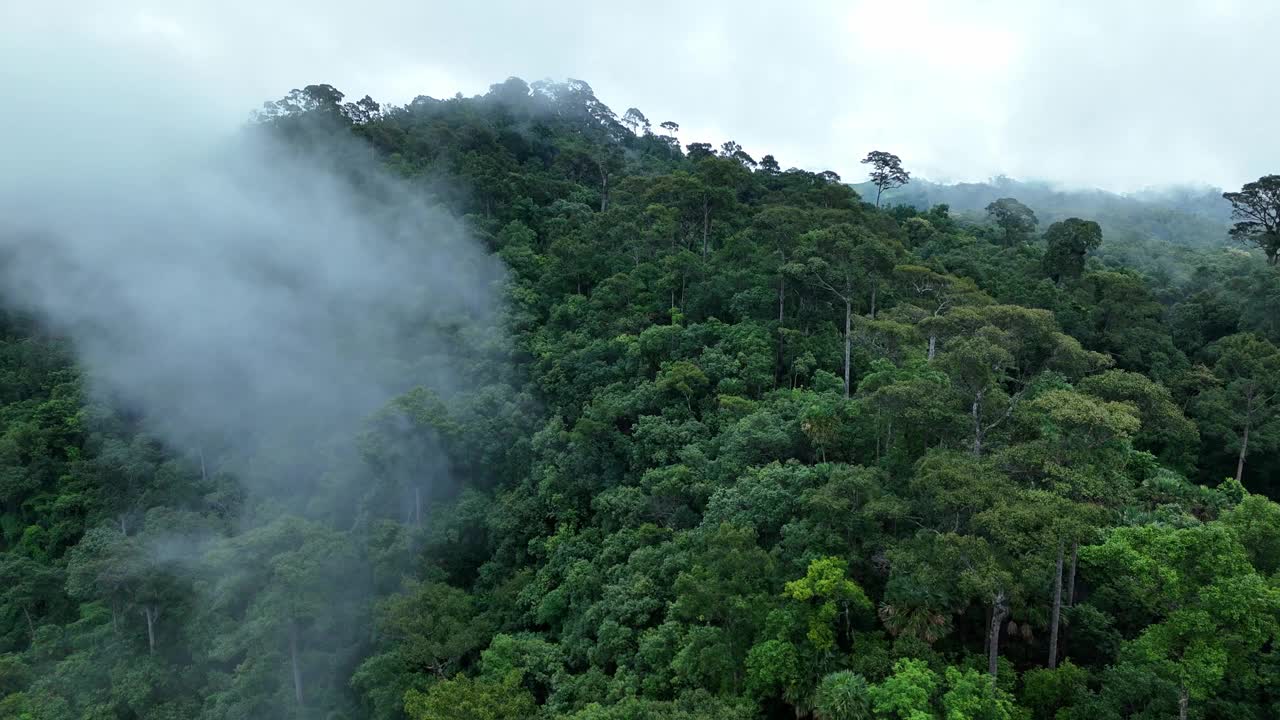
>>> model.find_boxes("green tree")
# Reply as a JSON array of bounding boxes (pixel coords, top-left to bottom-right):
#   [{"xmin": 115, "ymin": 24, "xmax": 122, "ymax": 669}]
[
  {"xmin": 1222, "ymin": 174, "xmax": 1280, "ymax": 264},
  {"xmin": 861, "ymin": 151, "xmax": 910, "ymax": 208},
  {"xmin": 1041, "ymin": 218, "xmax": 1102, "ymax": 284},
  {"xmin": 782, "ymin": 556, "xmax": 872, "ymax": 653},
  {"xmin": 802, "ymin": 224, "xmax": 900, "ymax": 397},
  {"xmin": 1083, "ymin": 523, "xmax": 1280, "ymax": 720},
  {"xmin": 985, "ymin": 198, "xmax": 1038, "ymax": 246},
  {"xmin": 403, "ymin": 672, "xmax": 536, "ymax": 720},
  {"xmin": 869, "ymin": 658, "xmax": 938, "ymax": 720},
  {"xmin": 1191, "ymin": 333, "xmax": 1280, "ymax": 482},
  {"xmin": 815, "ymin": 670, "xmax": 872, "ymax": 720}
]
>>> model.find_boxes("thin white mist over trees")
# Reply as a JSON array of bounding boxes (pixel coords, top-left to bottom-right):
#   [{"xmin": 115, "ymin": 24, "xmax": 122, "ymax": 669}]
[
  {"xmin": 0, "ymin": 116, "xmax": 505, "ymax": 506},
  {"xmin": 0, "ymin": 81, "xmax": 513, "ymax": 714}
]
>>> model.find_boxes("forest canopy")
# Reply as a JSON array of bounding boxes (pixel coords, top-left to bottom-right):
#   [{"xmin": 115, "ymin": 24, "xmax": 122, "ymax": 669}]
[{"xmin": 2, "ymin": 77, "xmax": 1280, "ymax": 720}]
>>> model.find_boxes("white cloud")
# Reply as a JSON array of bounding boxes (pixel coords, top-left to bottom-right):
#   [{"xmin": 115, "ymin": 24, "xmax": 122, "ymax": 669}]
[{"xmin": 2, "ymin": 0, "xmax": 1276, "ymax": 191}]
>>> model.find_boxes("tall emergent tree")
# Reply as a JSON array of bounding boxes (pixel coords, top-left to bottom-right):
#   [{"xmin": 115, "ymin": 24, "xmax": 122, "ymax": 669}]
[
  {"xmin": 802, "ymin": 225, "xmax": 898, "ymax": 397},
  {"xmin": 861, "ymin": 151, "xmax": 910, "ymax": 208},
  {"xmin": 1192, "ymin": 333, "xmax": 1280, "ymax": 483},
  {"xmin": 1042, "ymin": 218, "xmax": 1103, "ymax": 283},
  {"xmin": 1222, "ymin": 175, "xmax": 1280, "ymax": 264},
  {"xmin": 985, "ymin": 198, "xmax": 1038, "ymax": 246}
]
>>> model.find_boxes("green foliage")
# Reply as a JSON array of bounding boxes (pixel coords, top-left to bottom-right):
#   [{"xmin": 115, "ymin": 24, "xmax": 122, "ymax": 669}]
[
  {"xmin": 815, "ymin": 670, "xmax": 872, "ymax": 720},
  {"xmin": 985, "ymin": 198, "xmax": 1039, "ymax": 246},
  {"xmin": 782, "ymin": 556, "xmax": 872, "ymax": 652},
  {"xmin": 1041, "ymin": 218, "xmax": 1103, "ymax": 283},
  {"xmin": 869, "ymin": 658, "xmax": 939, "ymax": 720},
  {"xmin": 2, "ymin": 76, "xmax": 1280, "ymax": 720},
  {"xmin": 403, "ymin": 672, "xmax": 535, "ymax": 720},
  {"xmin": 1222, "ymin": 175, "xmax": 1280, "ymax": 264}
]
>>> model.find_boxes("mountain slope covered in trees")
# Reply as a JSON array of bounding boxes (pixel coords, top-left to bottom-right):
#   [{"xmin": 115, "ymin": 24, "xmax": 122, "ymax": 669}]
[{"xmin": 3, "ymin": 77, "xmax": 1280, "ymax": 720}]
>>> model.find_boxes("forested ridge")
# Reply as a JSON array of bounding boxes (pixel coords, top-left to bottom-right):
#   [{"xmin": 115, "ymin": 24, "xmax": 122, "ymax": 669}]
[{"xmin": 3, "ymin": 76, "xmax": 1280, "ymax": 720}]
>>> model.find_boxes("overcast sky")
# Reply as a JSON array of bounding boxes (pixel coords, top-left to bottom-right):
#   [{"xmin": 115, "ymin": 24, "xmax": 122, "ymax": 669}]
[{"xmin": 4, "ymin": 0, "xmax": 1276, "ymax": 192}]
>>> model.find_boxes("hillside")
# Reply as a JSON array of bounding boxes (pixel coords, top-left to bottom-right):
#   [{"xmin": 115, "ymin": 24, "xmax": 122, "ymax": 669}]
[
  {"xmin": 1, "ymin": 77, "xmax": 1279, "ymax": 720},
  {"xmin": 865, "ymin": 176, "xmax": 1228, "ymax": 242}
]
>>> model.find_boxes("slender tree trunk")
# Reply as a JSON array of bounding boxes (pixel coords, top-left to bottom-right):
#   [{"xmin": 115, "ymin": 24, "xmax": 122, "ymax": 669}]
[
  {"xmin": 23, "ymin": 607, "xmax": 35, "ymax": 645},
  {"xmin": 776, "ymin": 276, "xmax": 786, "ymax": 385},
  {"xmin": 1048, "ymin": 542, "xmax": 1065, "ymax": 668},
  {"xmin": 984, "ymin": 603, "xmax": 993, "ymax": 652},
  {"xmin": 971, "ymin": 390, "xmax": 985, "ymax": 456},
  {"xmin": 869, "ymin": 283, "xmax": 878, "ymax": 320},
  {"xmin": 988, "ymin": 595, "xmax": 1007, "ymax": 679},
  {"xmin": 843, "ymin": 298, "xmax": 852, "ymax": 398},
  {"xmin": 1178, "ymin": 685, "xmax": 1189, "ymax": 720},
  {"xmin": 701, "ymin": 199, "xmax": 710, "ymax": 257},
  {"xmin": 875, "ymin": 426, "xmax": 881, "ymax": 463},
  {"xmin": 199, "ymin": 446, "xmax": 208, "ymax": 483},
  {"xmin": 414, "ymin": 485, "xmax": 422, "ymax": 527},
  {"xmin": 143, "ymin": 606, "xmax": 158, "ymax": 654},
  {"xmin": 1059, "ymin": 541, "xmax": 1080, "ymax": 661},
  {"xmin": 875, "ymin": 184, "xmax": 883, "ymax": 208},
  {"xmin": 290, "ymin": 622, "xmax": 304, "ymax": 708},
  {"xmin": 1067, "ymin": 542, "xmax": 1079, "ymax": 606},
  {"xmin": 778, "ymin": 277, "xmax": 786, "ymax": 325},
  {"xmin": 1237, "ymin": 421, "xmax": 1250, "ymax": 482},
  {"xmin": 927, "ymin": 334, "xmax": 937, "ymax": 361}
]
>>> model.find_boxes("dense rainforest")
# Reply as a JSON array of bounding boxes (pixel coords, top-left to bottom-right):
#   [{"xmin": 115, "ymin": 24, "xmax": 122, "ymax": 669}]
[{"xmin": 3, "ymin": 76, "xmax": 1280, "ymax": 720}]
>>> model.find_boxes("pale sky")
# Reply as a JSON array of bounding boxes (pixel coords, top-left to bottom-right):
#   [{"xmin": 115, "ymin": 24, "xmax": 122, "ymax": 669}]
[{"xmin": 3, "ymin": 0, "xmax": 1276, "ymax": 192}]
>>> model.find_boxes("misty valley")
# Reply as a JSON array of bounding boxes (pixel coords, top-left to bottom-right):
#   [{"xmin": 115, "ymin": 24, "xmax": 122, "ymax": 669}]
[{"xmin": 3, "ymin": 77, "xmax": 1280, "ymax": 720}]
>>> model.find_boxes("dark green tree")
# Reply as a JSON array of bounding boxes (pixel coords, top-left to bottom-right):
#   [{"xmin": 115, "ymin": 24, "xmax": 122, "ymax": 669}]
[
  {"xmin": 985, "ymin": 197, "xmax": 1038, "ymax": 246},
  {"xmin": 1222, "ymin": 175, "xmax": 1280, "ymax": 264},
  {"xmin": 861, "ymin": 151, "xmax": 910, "ymax": 208}
]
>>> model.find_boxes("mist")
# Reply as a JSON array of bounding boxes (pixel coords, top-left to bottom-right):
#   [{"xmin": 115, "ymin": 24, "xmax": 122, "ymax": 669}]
[
  {"xmin": 8, "ymin": 1, "xmax": 1278, "ymax": 194},
  {"xmin": 0, "ymin": 23, "xmax": 510, "ymax": 712},
  {"xmin": 0, "ymin": 103, "xmax": 504, "ymax": 504}
]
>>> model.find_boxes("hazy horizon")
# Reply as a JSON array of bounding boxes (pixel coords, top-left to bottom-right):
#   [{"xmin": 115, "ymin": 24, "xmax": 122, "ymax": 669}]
[{"xmin": 5, "ymin": 1, "xmax": 1276, "ymax": 195}]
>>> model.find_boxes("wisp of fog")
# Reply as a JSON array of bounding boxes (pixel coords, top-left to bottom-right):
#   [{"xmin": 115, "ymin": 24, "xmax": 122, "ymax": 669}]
[{"xmin": 0, "ymin": 112, "xmax": 504, "ymax": 506}]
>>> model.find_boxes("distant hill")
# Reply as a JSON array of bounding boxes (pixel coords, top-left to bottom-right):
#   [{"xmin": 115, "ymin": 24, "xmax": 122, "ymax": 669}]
[{"xmin": 854, "ymin": 176, "xmax": 1232, "ymax": 250}]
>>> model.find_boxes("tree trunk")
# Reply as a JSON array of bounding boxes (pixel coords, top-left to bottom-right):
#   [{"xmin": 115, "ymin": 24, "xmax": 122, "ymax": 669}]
[
  {"xmin": 843, "ymin": 298, "xmax": 852, "ymax": 398},
  {"xmin": 599, "ymin": 168, "xmax": 609, "ymax": 212},
  {"xmin": 927, "ymin": 334, "xmax": 937, "ymax": 361},
  {"xmin": 778, "ymin": 277, "xmax": 786, "ymax": 325},
  {"xmin": 414, "ymin": 485, "xmax": 422, "ymax": 527},
  {"xmin": 23, "ymin": 606, "xmax": 35, "ymax": 645},
  {"xmin": 1178, "ymin": 684, "xmax": 1189, "ymax": 720},
  {"xmin": 869, "ymin": 283, "xmax": 878, "ymax": 320},
  {"xmin": 290, "ymin": 622, "xmax": 305, "ymax": 708},
  {"xmin": 199, "ymin": 446, "xmax": 208, "ymax": 483},
  {"xmin": 1237, "ymin": 421, "xmax": 1250, "ymax": 482},
  {"xmin": 988, "ymin": 595, "xmax": 1007, "ymax": 679},
  {"xmin": 143, "ymin": 606, "xmax": 158, "ymax": 654},
  {"xmin": 1066, "ymin": 542, "xmax": 1078, "ymax": 606},
  {"xmin": 875, "ymin": 184, "xmax": 883, "ymax": 208},
  {"xmin": 1059, "ymin": 541, "xmax": 1080, "ymax": 661},
  {"xmin": 1048, "ymin": 542, "xmax": 1065, "ymax": 668},
  {"xmin": 971, "ymin": 390, "xmax": 985, "ymax": 456},
  {"xmin": 701, "ymin": 199, "xmax": 710, "ymax": 257},
  {"xmin": 777, "ymin": 277, "xmax": 786, "ymax": 386}
]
